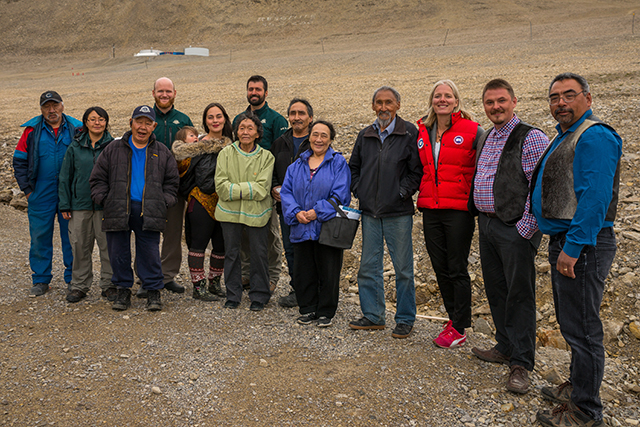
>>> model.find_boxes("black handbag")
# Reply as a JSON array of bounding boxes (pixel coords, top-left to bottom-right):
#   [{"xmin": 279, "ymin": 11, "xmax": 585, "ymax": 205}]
[{"xmin": 318, "ymin": 198, "xmax": 360, "ymax": 249}]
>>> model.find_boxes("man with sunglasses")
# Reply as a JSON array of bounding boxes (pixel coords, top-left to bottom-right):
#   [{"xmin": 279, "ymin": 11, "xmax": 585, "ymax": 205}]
[{"xmin": 532, "ymin": 73, "xmax": 622, "ymax": 427}]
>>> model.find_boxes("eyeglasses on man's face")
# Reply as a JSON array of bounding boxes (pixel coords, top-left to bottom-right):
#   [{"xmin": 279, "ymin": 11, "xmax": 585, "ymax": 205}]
[{"xmin": 548, "ymin": 90, "xmax": 586, "ymax": 106}]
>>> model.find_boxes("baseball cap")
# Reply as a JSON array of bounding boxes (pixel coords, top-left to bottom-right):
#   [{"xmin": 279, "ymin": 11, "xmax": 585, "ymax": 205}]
[
  {"xmin": 131, "ymin": 105, "xmax": 156, "ymax": 121},
  {"xmin": 40, "ymin": 91, "xmax": 63, "ymax": 106}
]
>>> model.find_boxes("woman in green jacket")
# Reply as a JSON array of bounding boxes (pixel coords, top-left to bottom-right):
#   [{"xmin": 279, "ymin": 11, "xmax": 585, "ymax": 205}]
[
  {"xmin": 59, "ymin": 106, "xmax": 115, "ymax": 303},
  {"xmin": 215, "ymin": 112, "xmax": 275, "ymax": 311}
]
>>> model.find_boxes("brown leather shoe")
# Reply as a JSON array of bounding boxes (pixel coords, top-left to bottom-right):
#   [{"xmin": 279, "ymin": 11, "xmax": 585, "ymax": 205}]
[
  {"xmin": 506, "ymin": 365, "xmax": 530, "ymax": 394},
  {"xmin": 471, "ymin": 346, "xmax": 510, "ymax": 364}
]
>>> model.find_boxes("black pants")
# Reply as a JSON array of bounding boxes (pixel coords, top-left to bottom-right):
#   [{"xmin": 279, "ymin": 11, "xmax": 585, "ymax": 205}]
[
  {"xmin": 478, "ymin": 213, "xmax": 540, "ymax": 370},
  {"xmin": 221, "ymin": 222, "xmax": 270, "ymax": 304},
  {"xmin": 422, "ymin": 209, "xmax": 475, "ymax": 330},
  {"xmin": 106, "ymin": 201, "xmax": 163, "ymax": 290},
  {"xmin": 186, "ymin": 199, "xmax": 224, "ymax": 253},
  {"xmin": 292, "ymin": 240, "xmax": 343, "ymax": 319}
]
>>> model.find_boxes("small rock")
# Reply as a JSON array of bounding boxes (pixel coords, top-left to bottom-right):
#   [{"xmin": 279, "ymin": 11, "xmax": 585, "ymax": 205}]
[
  {"xmin": 624, "ymin": 383, "xmax": 640, "ymax": 393},
  {"xmin": 9, "ymin": 194, "xmax": 27, "ymax": 210},
  {"xmin": 628, "ymin": 321, "xmax": 640, "ymax": 340},
  {"xmin": 119, "ymin": 354, "xmax": 130, "ymax": 359},
  {"xmin": 63, "ymin": 348, "xmax": 70, "ymax": 353},
  {"xmin": 501, "ymin": 403, "xmax": 514, "ymax": 412},
  {"xmin": 537, "ymin": 329, "xmax": 569, "ymax": 350},
  {"xmin": 624, "ymin": 419, "xmax": 639, "ymax": 426},
  {"xmin": 541, "ymin": 367, "xmax": 564, "ymax": 385},
  {"xmin": 151, "ymin": 386, "xmax": 162, "ymax": 395},
  {"xmin": 472, "ymin": 304, "xmax": 491, "ymax": 316},
  {"xmin": 259, "ymin": 358, "xmax": 268, "ymax": 367},
  {"xmin": 622, "ymin": 272, "xmax": 636, "ymax": 285},
  {"xmin": 603, "ymin": 320, "xmax": 624, "ymax": 343},
  {"xmin": 537, "ymin": 262, "xmax": 551, "ymax": 273},
  {"xmin": 473, "ymin": 317, "xmax": 493, "ymax": 336},
  {"xmin": 189, "ymin": 373, "xmax": 198, "ymax": 381}
]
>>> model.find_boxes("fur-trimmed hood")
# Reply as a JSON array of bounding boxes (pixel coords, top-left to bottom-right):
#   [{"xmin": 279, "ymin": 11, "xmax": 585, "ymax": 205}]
[{"xmin": 172, "ymin": 136, "xmax": 232, "ymax": 161}]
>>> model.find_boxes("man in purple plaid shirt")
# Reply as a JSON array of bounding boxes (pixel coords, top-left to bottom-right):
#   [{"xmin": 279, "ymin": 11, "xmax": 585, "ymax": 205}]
[{"xmin": 468, "ymin": 79, "xmax": 550, "ymax": 394}]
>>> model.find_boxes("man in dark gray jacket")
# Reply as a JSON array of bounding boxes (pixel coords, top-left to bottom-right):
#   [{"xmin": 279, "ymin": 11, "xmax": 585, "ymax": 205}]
[
  {"xmin": 90, "ymin": 105, "xmax": 179, "ymax": 312},
  {"xmin": 348, "ymin": 86, "xmax": 422, "ymax": 339}
]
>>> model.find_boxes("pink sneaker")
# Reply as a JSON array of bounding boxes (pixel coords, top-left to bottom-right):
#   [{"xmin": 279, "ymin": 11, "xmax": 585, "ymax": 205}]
[{"xmin": 433, "ymin": 321, "xmax": 466, "ymax": 348}]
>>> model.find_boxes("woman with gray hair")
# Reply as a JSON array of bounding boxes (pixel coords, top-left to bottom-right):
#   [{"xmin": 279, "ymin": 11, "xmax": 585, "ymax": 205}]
[
  {"xmin": 416, "ymin": 79, "xmax": 483, "ymax": 348},
  {"xmin": 214, "ymin": 112, "xmax": 275, "ymax": 311}
]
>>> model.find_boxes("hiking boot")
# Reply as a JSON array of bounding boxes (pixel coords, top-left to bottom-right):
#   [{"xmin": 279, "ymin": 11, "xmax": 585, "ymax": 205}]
[
  {"xmin": 472, "ymin": 346, "xmax": 510, "ymax": 364},
  {"xmin": 249, "ymin": 301, "xmax": 264, "ymax": 311},
  {"xmin": 349, "ymin": 317, "xmax": 385, "ymax": 330},
  {"xmin": 193, "ymin": 279, "xmax": 219, "ymax": 301},
  {"xmin": 112, "ymin": 288, "xmax": 132, "ymax": 311},
  {"xmin": 146, "ymin": 289, "xmax": 162, "ymax": 311},
  {"xmin": 66, "ymin": 290, "xmax": 86, "ymax": 303},
  {"xmin": 542, "ymin": 381, "xmax": 573, "ymax": 404},
  {"xmin": 391, "ymin": 323, "xmax": 413, "ymax": 339},
  {"xmin": 433, "ymin": 321, "xmax": 466, "ymax": 348},
  {"xmin": 224, "ymin": 300, "xmax": 240, "ymax": 309},
  {"xmin": 164, "ymin": 280, "xmax": 185, "ymax": 294},
  {"xmin": 136, "ymin": 287, "xmax": 148, "ymax": 299},
  {"xmin": 208, "ymin": 276, "xmax": 225, "ymax": 297},
  {"xmin": 536, "ymin": 401, "xmax": 603, "ymax": 427},
  {"xmin": 316, "ymin": 316, "xmax": 333, "ymax": 328},
  {"xmin": 29, "ymin": 283, "xmax": 49, "ymax": 297},
  {"xmin": 278, "ymin": 290, "xmax": 298, "ymax": 308},
  {"xmin": 101, "ymin": 287, "xmax": 118, "ymax": 302},
  {"xmin": 506, "ymin": 364, "xmax": 530, "ymax": 394},
  {"xmin": 297, "ymin": 312, "xmax": 318, "ymax": 325}
]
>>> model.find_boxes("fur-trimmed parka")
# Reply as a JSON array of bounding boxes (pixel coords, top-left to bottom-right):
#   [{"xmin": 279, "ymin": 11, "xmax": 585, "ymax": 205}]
[{"xmin": 172, "ymin": 137, "xmax": 232, "ymax": 198}]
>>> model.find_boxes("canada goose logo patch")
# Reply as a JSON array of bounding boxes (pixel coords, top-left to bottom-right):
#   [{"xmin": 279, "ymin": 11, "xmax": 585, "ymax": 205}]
[
  {"xmin": 417, "ymin": 138, "xmax": 424, "ymax": 149},
  {"xmin": 454, "ymin": 136, "xmax": 464, "ymax": 145}
]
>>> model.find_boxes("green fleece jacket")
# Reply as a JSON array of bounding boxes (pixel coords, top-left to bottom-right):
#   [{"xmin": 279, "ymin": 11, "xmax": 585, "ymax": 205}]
[
  {"xmin": 233, "ymin": 102, "xmax": 288, "ymax": 150},
  {"xmin": 214, "ymin": 142, "xmax": 275, "ymax": 227},
  {"xmin": 58, "ymin": 131, "xmax": 113, "ymax": 211},
  {"xmin": 153, "ymin": 105, "xmax": 193, "ymax": 149}
]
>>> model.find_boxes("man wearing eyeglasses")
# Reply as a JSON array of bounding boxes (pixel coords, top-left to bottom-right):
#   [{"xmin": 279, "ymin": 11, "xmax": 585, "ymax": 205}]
[
  {"xmin": 532, "ymin": 73, "xmax": 622, "ymax": 427},
  {"xmin": 469, "ymin": 79, "xmax": 550, "ymax": 394}
]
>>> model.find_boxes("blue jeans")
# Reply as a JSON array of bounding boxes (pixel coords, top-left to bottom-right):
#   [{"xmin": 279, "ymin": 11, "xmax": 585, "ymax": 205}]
[
  {"xmin": 279, "ymin": 213, "xmax": 295, "ymax": 292},
  {"xmin": 357, "ymin": 214, "xmax": 416, "ymax": 326},
  {"xmin": 549, "ymin": 227, "xmax": 616, "ymax": 421}
]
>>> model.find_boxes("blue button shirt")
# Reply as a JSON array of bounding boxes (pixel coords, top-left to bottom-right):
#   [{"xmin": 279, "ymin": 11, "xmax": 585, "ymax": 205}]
[
  {"xmin": 373, "ymin": 116, "xmax": 396, "ymax": 143},
  {"xmin": 532, "ymin": 109, "xmax": 622, "ymax": 258}
]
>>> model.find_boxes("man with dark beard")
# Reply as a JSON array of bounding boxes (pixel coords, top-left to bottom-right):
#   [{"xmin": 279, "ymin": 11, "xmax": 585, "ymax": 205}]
[
  {"xmin": 348, "ymin": 86, "xmax": 422, "ymax": 339},
  {"xmin": 233, "ymin": 75, "xmax": 288, "ymax": 294},
  {"xmin": 142, "ymin": 77, "xmax": 194, "ymax": 296},
  {"xmin": 468, "ymin": 78, "xmax": 549, "ymax": 394}
]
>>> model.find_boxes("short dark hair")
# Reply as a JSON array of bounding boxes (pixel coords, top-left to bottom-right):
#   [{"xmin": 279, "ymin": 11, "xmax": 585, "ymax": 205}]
[
  {"xmin": 548, "ymin": 72, "xmax": 590, "ymax": 94},
  {"xmin": 202, "ymin": 102, "xmax": 233, "ymax": 139},
  {"xmin": 233, "ymin": 112, "xmax": 264, "ymax": 143},
  {"xmin": 287, "ymin": 98, "xmax": 314, "ymax": 118},
  {"xmin": 482, "ymin": 79, "xmax": 515, "ymax": 100},
  {"xmin": 81, "ymin": 106, "xmax": 109, "ymax": 133},
  {"xmin": 246, "ymin": 75, "xmax": 268, "ymax": 92},
  {"xmin": 310, "ymin": 120, "xmax": 336, "ymax": 141},
  {"xmin": 372, "ymin": 86, "xmax": 401, "ymax": 104}
]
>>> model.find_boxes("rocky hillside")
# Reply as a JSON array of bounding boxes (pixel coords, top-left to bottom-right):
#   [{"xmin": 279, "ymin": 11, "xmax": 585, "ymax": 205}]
[{"xmin": 1, "ymin": 0, "xmax": 636, "ymax": 57}]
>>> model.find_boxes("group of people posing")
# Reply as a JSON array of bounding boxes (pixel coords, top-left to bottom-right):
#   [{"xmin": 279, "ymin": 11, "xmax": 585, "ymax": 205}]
[{"xmin": 14, "ymin": 72, "xmax": 621, "ymax": 427}]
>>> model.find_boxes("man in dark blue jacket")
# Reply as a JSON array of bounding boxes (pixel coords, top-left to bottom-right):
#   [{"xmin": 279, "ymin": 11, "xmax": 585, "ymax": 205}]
[{"xmin": 13, "ymin": 91, "xmax": 82, "ymax": 297}]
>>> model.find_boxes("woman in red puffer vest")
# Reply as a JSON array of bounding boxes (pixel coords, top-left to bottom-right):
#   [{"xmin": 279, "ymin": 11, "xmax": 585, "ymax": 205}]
[{"xmin": 416, "ymin": 80, "xmax": 483, "ymax": 349}]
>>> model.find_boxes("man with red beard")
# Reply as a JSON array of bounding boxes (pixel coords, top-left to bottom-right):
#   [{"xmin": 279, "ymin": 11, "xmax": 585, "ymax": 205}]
[
  {"xmin": 469, "ymin": 79, "xmax": 549, "ymax": 394},
  {"xmin": 137, "ymin": 77, "xmax": 193, "ymax": 297}
]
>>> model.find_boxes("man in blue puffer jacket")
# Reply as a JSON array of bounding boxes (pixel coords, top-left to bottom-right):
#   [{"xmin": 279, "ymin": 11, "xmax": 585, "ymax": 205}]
[{"xmin": 13, "ymin": 91, "xmax": 82, "ymax": 297}]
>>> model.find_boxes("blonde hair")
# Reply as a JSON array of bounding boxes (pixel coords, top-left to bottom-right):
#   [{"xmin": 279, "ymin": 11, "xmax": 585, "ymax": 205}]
[{"xmin": 421, "ymin": 79, "xmax": 472, "ymax": 128}]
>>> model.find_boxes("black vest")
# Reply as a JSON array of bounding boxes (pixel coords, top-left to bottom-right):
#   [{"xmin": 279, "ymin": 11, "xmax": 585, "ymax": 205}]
[{"xmin": 469, "ymin": 122, "xmax": 537, "ymax": 225}]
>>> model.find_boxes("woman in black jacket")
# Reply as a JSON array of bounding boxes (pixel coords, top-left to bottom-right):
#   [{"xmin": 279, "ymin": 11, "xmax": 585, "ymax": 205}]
[{"xmin": 172, "ymin": 103, "xmax": 233, "ymax": 301}]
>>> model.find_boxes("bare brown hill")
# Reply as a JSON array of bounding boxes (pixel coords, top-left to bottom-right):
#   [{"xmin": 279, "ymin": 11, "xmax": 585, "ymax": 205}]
[{"xmin": 1, "ymin": 0, "xmax": 636, "ymax": 59}]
